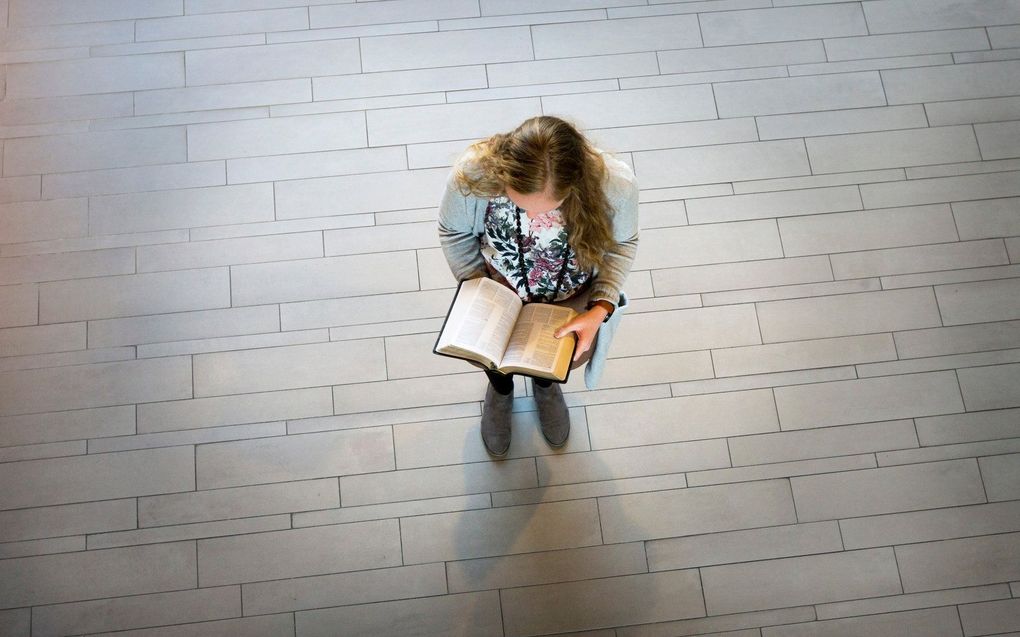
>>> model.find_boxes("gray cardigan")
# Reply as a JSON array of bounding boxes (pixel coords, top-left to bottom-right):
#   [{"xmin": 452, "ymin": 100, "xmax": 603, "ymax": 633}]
[{"xmin": 437, "ymin": 151, "xmax": 639, "ymax": 389}]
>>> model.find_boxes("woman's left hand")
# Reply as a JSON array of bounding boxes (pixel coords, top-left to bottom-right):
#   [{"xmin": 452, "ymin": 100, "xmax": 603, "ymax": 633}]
[{"xmin": 554, "ymin": 307, "xmax": 609, "ymax": 362}]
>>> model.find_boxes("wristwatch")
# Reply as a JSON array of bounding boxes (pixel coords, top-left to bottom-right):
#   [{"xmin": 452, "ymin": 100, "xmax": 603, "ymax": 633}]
[{"xmin": 586, "ymin": 299, "xmax": 615, "ymax": 323}]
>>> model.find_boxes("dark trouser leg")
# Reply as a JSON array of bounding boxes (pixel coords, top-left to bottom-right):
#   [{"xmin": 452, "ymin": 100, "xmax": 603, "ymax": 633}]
[{"xmin": 484, "ymin": 369, "xmax": 515, "ymax": 395}]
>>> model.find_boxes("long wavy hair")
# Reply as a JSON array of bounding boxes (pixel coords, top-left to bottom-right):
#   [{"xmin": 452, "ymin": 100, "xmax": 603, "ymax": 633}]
[{"xmin": 454, "ymin": 116, "xmax": 613, "ymax": 271}]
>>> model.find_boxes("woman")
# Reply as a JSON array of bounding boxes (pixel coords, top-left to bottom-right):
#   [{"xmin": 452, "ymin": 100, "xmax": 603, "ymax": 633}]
[{"xmin": 438, "ymin": 115, "xmax": 639, "ymax": 456}]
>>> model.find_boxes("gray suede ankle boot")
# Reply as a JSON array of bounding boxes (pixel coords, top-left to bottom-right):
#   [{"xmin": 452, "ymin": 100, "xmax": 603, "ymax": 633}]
[
  {"xmin": 533, "ymin": 381, "xmax": 569, "ymax": 447},
  {"xmin": 481, "ymin": 384, "xmax": 513, "ymax": 457}
]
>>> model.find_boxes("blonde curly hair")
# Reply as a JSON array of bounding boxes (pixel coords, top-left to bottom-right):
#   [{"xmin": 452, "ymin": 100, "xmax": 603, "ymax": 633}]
[{"xmin": 454, "ymin": 116, "xmax": 614, "ymax": 271}]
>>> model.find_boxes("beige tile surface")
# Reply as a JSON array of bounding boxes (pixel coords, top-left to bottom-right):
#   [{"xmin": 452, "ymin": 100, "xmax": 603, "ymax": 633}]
[{"xmin": 4, "ymin": 1, "xmax": 1019, "ymax": 634}]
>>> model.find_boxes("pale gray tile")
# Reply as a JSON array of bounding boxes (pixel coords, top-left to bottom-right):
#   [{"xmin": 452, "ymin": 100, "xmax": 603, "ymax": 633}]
[
  {"xmin": 400, "ymin": 499, "xmax": 601, "ymax": 564},
  {"xmin": 539, "ymin": 440, "xmax": 730, "ymax": 488},
  {"xmin": 31, "ymin": 587, "xmax": 240, "ymax": 637},
  {"xmin": 611, "ymin": 0, "xmax": 771, "ymax": 18},
  {"xmin": 492, "ymin": 472, "xmax": 688, "ymax": 508},
  {"xmin": 762, "ymin": 104, "xmax": 926, "ymax": 141},
  {"xmin": 185, "ymin": 39, "xmax": 360, "ymax": 85},
  {"xmin": 0, "ymin": 405, "xmax": 133, "ymax": 448},
  {"xmin": 795, "ymin": 457, "xmax": 986, "ymax": 523},
  {"xmin": 503, "ymin": 571, "xmax": 704, "ymax": 637},
  {"xmin": 960, "ymin": 598, "xmax": 1020, "ymax": 637},
  {"xmin": 533, "ymin": 14, "xmax": 699, "ymax": 59},
  {"xmin": 4, "ymin": 127, "xmax": 185, "ymax": 176},
  {"xmin": 738, "ymin": 420, "xmax": 915, "ymax": 466},
  {"xmin": 295, "ymin": 493, "xmax": 489, "ymax": 527},
  {"xmin": 824, "ymin": 27, "xmax": 991, "ymax": 61},
  {"xmin": 703, "ymin": 548, "xmax": 899, "ymax": 615},
  {"xmin": 0, "ymin": 284, "xmax": 36, "ymax": 328},
  {"xmin": 448, "ymin": 543, "xmax": 646, "ymax": 593},
  {"xmin": 958, "ymin": 362, "xmax": 1020, "ymax": 411},
  {"xmin": 897, "ymin": 532, "xmax": 1020, "ymax": 592},
  {"xmin": 325, "ymin": 222, "xmax": 437, "ymax": 258},
  {"xmin": 91, "ymin": 33, "xmax": 266, "ymax": 57},
  {"xmin": 449, "ymin": 78, "xmax": 619, "ymax": 103},
  {"xmin": 5, "ymin": 53, "xmax": 183, "ymax": 99},
  {"xmin": 831, "ymin": 239, "xmax": 1009, "ymax": 279},
  {"xmin": 141, "ymin": 479, "xmax": 336, "ymax": 528},
  {"xmin": 333, "ymin": 373, "xmax": 486, "ymax": 414},
  {"xmin": 686, "ymin": 186, "xmax": 862, "ymax": 224},
  {"xmin": 444, "ymin": 8, "xmax": 609, "ymax": 30},
  {"xmin": 315, "ymin": 65, "xmax": 486, "ymax": 100},
  {"xmin": 274, "ymin": 167, "xmax": 448, "ymax": 219},
  {"xmin": 648, "ymin": 521, "xmax": 842, "ymax": 570},
  {"xmin": 40, "ymin": 268, "xmax": 230, "ymax": 323},
  {"xmin": 0, "ymin": 356, "xmax": 192, "ymax": 418},
  {"xmin": 0, "ymin": 247, "xmax": 135, "ymax": 286},
  {"xmin": 227, "ymin": 146, "xmax": 404, "ymax": 184},
  {"xmin": 884, "ymin": 264, "xmax": 1020, "ymax": 290},
  {"xmin": 488, "ymin": 52, "xmax": 657, "ymax": 87},
  {"xmin": 544, "ymin": 84, "xmax": 716, "ymax": 129},
  {"xmin": 976, "ymin": 121, "xmax": 1020, "ymax": 161},
  {"xmin": 0, "ymin": 322, "xmax": 84, "ymax": 357},
  {"xmin": 89, "ymin": 420, "xmax": 286, "ymax": 453},
  {"xmin": 89, "ymin": 305, "xmax": 278, "ymax": 349},
  {"xmin": 243, "ymin": 563, "xmax": 446, "ymax": 615},
  {"xmin": 136, "ymin": 78, "xmax": 311, "ymax": 115},
  {"xmin": 773, "ymin": 607, "xmax": 967, "ymax": 637},
  {"xmin": 367, "ymin": 97, "xmax": 539, "ymax": 146},
  {"xmin": 340, "ymin": 458, "xmax": 537, "ymax": 506},
  {"xmin": 611, "ymin": 305, "xmax": 762, "ymax": 358},
  {"xmin": 137, "ymin": 329, "xmax": 330, "ymax": 358},
  {"xmin": 907, "ymin": 157, "xmax": 1020, "ymax": 179},
  {"xmin": 90, "ymin": 183, "xmax": 272, "ymax": 235},
  {"xmin": 190, "ymin": 214, "xmax": 374, "ymax": 242},
  {"xmin": 864, "ymin": 0, "xmax": 1020, "ymax": 34},
  {"xmin": 896, "ymin": 319, "xmax": 1020, "ymax": 360},
  {"xmin": 733, "ymin": 168, "xmax": 904, "ymax": 195},
  {"xmin": 936, "ymin": 278, "xmax": 1020, "ymax": 326},
  {"xmin": 779, "ymin": 204, "xmax": 960, "ymax": 256},
  {"xmin": 659, "ymin": 40, "xmax": 823, "ymax": 74},
  {"xmin": 482, "ymin": 0, "xmax": 639, "ymax": 14},
  {"xmin": 789, "ymin": 52, "xmax": 954, "ymax": 76},
  {"xmin": 863, "ymin": 170, "xmax": 1020, "ymax": 209},
  {"xmin": 311, "ymin": 0, "xmax": 477, "ymax": 28},
  {"xmin": 0, "ymin": 498, "xmax": 135, "ymax": 543},
  {"xmin": 90, "ymin": 514, "xmax": 290, "ymax": 550},
  {"xmin": 955, "ymin": 198, "xmax": 1020, "ymax": 239},
  {"xmin": 815, "ymin": 585, "xmax": 1012, "ymax": 623},
  {"xmin": 775, "ymin": 371, "xmax": 964, "ymax": 430},
  {"xmin": 198, "ymin": 519, "xmax": 400, "ymax": 586},
  {"xmin": 0, "ymin": 535, "xmax": 84, "ymax": 559},
  {"xmin": 757, "ymin": 288, "xmax": 942, "ymax": 343},
  {"xmin": 634, "ymin": 140, "xmax": 810, "ymax": 189},
  {"xmin": 715, "ymin": 334, "xmax": 897, "ymax": 378},
  {"xmin": 92, "ymin": 107, "xmax": 268, "ymax": 131},
  {"xmin": 282, "ymin": 289, "xmax": 450, "ymax": 331},
  {"xmin": 841, "ymin": 500, "xmax": 1020, "ymax": 552},
  {"xmin": 197, "ymin": 426, "xmax": 393, "ymax": 489},
  {"xmin": 295, "ymin": 591, "xmax": 502, "ymax": 637},
  {"xmin": 586, "ymin": 389, "xmax": 778, "ymax": 450},
  {"xmin": 0, "ymin": 22, "xmax": 133, "ymax": 52},
  {"xmin": 701, "ymin": 3, "xmax": 866, "ymax": 46},
  {"xmin": 883, "ymin": 60, "xmax": 1020, "ymax": 104},
  {"xmin": 0, "ymin": 541, "xmax": 195, "ymax": 608},
  {"xmin": 0, "ymin": 176, "xmax": 40, "ymax": 204},
  {"xmin": 42, "ymin": 161, "xmax": 225, "ymax": 199},
  {"xmin": 807, "ymin": 126, "xmax": 981, "ymax": 174},
  {"xmin": 188, "ymin": 111, "xmax": 364, "ymax": 161},
  {"xmin": 138, "ymin": 233, "xmax": 321, "ymax": 272},
  {"xmin": 717, "ymin": 72, "xmax": 884, "ymax": 118},
  {"xmin": 917, "ymin": 408, "xmax": 1020, "ymax": 448},
  {"xmin": 137, "ymin": 7, "xmax": 307, "ymax": 41},
  {"xmin": 980, "ymin": 453, "xmax": 1020, "ymax": 502},
  {"xmin": 704, "ymin": 279, "xmax": 886, "ymax": 306},
  {"xmin": 9, "ymin": 0, "xmax": 181, "ymax": 26},
  {"xmin": 361, "ymin": 26, "xmax": 532, "ymax": 72},
  {"xmin": 0, "ymin": 199, "xmax": 86, "ymax": 244},
  {"xmin": 633, "ymin": 220, "xmax": 784, "ymax": 271},
  {"xmin": 0, "ymin": 443, "xmax": 193, "ymax": 510},
  {"xmin": 231, "ymin": 252, "xmax": 419, "ymax": 305},
  {"xmin": 90, "ymin": 614, "xmax": 294, "ymax": 637},
  {"xmin": 926, "ymin": 95, "xmax": 1020, "ymax": 126},
  {"xmin": 599, "ymin": 480, "xmax": 795, "ymax": 543},
  {"xmin": 621, "ymin": 65, "xmax": 789, "ymax": 91}
]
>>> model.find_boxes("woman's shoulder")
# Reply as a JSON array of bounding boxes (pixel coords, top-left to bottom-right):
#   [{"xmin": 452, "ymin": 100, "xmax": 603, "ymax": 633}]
[{"xmin": 596, "ymin": 150, "xmax": 638, "ymax": 207}]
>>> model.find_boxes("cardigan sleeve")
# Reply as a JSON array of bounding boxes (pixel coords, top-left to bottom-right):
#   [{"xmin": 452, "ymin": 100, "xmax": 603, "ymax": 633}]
[
  {"xmin": 587, "ymin": 160, "xmax": 639, "ymax": 309},
  {"xmin": 437, "ymin": 170, "xmax": 488, "ymax": 282}
]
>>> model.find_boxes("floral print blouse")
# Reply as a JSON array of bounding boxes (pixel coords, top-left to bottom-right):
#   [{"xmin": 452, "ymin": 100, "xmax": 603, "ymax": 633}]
[{"xmin": 480, "ymin": 195, "xmax": 591, "ymax": 303}]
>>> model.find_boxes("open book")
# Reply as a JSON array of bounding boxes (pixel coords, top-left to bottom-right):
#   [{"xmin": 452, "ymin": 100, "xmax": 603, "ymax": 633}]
[{"xmin": 433, "ymin": 277, "xmax": 578, "ymax": 382}]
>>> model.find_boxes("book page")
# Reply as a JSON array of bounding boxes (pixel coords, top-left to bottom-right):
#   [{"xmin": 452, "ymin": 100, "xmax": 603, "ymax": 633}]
[
  {"xmin": 435, "ymin": 277, "xmax": 522, "ymax": 367},
  {"xmin": 499, "ymin": 303, "xmax": 577, "ymax": 379}
]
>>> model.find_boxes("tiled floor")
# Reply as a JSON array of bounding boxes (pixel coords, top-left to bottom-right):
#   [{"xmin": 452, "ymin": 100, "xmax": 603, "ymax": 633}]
[{"xmin": 1, "ymin": 0, "xmax": 1019, "ymax": 635}]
